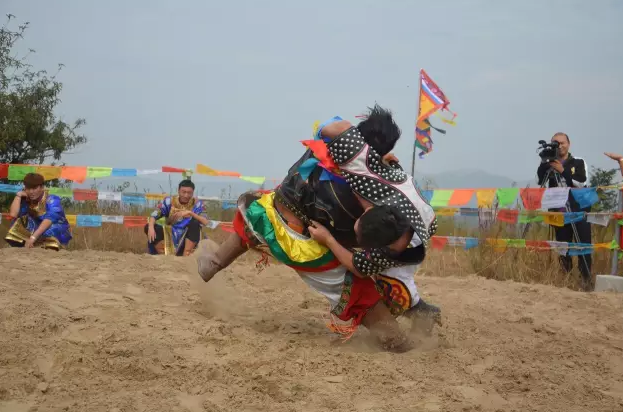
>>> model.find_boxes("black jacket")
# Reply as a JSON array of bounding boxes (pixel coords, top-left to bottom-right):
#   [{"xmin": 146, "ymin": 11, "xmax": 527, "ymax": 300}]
[
  {"xmin": 277, "ymin": 149, "xmax": 364, "ymax": 248},
  {"xmin": 536, "ymin": 154, "xmax": 590, "ymax": 212}
]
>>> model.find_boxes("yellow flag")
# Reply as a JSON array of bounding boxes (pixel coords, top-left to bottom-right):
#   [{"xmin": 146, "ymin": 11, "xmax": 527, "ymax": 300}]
[
  {"xmin": 66, "ymin": 215, "xmax": 77, "ymax": 226},
  {"xmin": 312, "ymin": 120, "xmax": 320, "ymax": 137},
  {"xmin": 36, "ymin": 166, "xmax": 62, "ymax": 180},
  {"xmin": 435, "ymin": 111, "xmax": 457, "ymax": 126},
  {"xmin": 145, "ymin": 193, "xmax": 166, "ymax": 201},
  {"xmin": 435, "ymin": 208, "xmax": 458, "ymax": 216},
  {"xmin": 544, "ymin": 214, "xmax": 565, "ymax": 227},
  {"xmin": 486, "ymin": 238, "xmax": 508, "ymax": 252},
  {"xmin": 476, "ymin": 190, "xmax": 497, "ymax": 208},
  {"xmin": 196, "ymin": 164, "xmax": 218, "ymax": 176}
]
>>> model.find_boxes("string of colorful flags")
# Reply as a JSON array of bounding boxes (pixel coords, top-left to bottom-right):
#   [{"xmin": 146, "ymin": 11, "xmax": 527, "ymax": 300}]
[
  {"xmin": 1, "ymin": 183, "xmax": 618, "ymax": 210},
  {"xmin": 0, "ymin": 163, "xmax": 279, "ymax": 185},
  {"xmin": 0, "ymin": 212, "xmax": 611, "ymax": 256}
]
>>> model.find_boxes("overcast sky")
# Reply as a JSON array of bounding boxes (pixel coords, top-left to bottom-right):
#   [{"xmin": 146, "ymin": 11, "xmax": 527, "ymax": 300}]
[{"xmin": 5, "ymin": 0, "xmax": 623, "ymax": 182}]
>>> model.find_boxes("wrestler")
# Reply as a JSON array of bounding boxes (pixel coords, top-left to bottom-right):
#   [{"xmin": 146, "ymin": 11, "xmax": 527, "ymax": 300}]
[
  {"xmin": 4, "ymin": 173, "xmax": 72, "ymax": 250},
  {"xmin": 196, "ymin": 106, "xmax": 439, "ymax": 351},
  {"xmin": 145, "ymin": 180, "xmax": 209, "ymax": 256}
]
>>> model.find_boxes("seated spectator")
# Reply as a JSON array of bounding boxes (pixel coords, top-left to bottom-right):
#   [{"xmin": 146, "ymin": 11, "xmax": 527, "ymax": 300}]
[
  {"xmin": 4, "ymin": 173, "xmax": 72, "ymax": 250},
  {"xmin": 145, "ymin": 179, "xmax": 208, "ymax": 256}
]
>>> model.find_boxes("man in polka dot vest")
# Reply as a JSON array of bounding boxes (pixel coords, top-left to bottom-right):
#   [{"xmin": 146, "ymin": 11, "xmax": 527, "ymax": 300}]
[{"xmin": 196, "ymin": 105, "xmax": 439, "ymax": 352}]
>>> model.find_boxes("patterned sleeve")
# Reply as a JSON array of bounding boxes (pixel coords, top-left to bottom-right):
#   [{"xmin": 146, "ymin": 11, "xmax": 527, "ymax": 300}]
[
  {"xmin": 17, "ymin": 199, "xmax": 29, "ymax": 217},
  {"xmin": 352, "ymin": 249, "xmax": 400, "ymax": 277},
  {"xmin": 42, "ymin": 195, "xmax": 65, "ymax": 224},
  {"xmin": 193, "ymin": 200, "xmax": 207, "ymax": 220},
  {"xmin": 151, "ymin": 197, "xmax": 171, "ymax": 220}
]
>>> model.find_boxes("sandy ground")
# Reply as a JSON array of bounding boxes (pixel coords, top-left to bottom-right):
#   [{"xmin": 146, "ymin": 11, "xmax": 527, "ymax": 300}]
[{"xmin": 1, "ymin": 247, "xmax": 623, "ymax": 412}]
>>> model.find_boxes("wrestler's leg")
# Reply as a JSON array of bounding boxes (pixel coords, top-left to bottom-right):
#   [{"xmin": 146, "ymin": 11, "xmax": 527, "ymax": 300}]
[
  {"xmin": 144, "ymin": 223, "xmax": 165, "ymax": 255},
  {"xmin": 404, "ymin": 299, "xmax": 442, "ymax": 334},
  {"xmin": 197, "ymin": 232, "xmax": 247, "ymax": 282},
  {"xmin": 182, "ymin": 219, "xmax": 201, "ymax": 256},
  {"xmin": 5, "ymin": 238, "xmax": 25, "ymax": 248},
  {"xmin": 361, "ymin": 301, "xmax": 414, "ymax": 353},
  {"xmin": 378, "ymin": 266, "xmax": 442, "ymax": 334}
]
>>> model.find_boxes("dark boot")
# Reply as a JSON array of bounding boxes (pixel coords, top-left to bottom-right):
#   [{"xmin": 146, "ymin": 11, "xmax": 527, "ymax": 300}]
[
  {"xmin": 197, "ymin": 233, "xmax": 247, "ymax": 282},
  {"xmin": 404, "ymin": 299, "xmax": 442, "ymax": 334}
]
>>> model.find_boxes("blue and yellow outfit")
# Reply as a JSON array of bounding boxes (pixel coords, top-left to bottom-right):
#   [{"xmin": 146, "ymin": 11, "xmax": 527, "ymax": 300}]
[
  {"xmin": 5, "ymin": 193, "xmax": 72, "ymax": 250},
  {"xmin": 149, "ymin": 196, "xmax": 206, "ymax": 255}
]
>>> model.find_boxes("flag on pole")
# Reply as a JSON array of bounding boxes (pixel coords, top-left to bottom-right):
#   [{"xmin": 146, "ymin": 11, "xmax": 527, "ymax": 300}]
[
  {"xmin": 415, "ymin": 69, "xmax": 455, "ymax": 158},
  {"xmin": 417, "ymin": 69, "xmax": 450, "ymax": 123}
]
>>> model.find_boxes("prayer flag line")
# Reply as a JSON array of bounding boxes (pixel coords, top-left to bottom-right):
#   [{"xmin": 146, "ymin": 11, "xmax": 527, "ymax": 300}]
[{"xmin": 0, "ymin": 212, "xmax": 612, "ymax": 256}]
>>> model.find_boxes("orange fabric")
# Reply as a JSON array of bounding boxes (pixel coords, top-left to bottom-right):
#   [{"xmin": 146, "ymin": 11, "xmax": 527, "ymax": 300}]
[
  {"xmin": 217, "ymin": 171, "xmax": 241, "ymax": 177},
  {"xmin": 123, "ymin": 216, "xmax": 147, "ymax": 228},
  {"xmin": 60, "ymin": 166, "xmax": 87, "ymax": 183},
  {"xmin": 448, "ymin": 189, "xmax": 474, "ymax": 206}
]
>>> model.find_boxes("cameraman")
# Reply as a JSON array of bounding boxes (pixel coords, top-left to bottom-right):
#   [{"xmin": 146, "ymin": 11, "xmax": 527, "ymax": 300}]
[{"xmin": 537, "ymin": 132, "xmax": 592, "ymax": 290}]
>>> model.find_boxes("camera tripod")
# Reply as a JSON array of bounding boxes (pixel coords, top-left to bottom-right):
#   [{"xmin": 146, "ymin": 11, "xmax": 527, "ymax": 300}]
[{"xmin": 521, "ymin": 167, "xmax": 592, "ymax": 287}]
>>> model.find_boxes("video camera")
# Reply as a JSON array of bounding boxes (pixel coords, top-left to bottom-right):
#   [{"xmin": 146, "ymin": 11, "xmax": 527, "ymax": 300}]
[{"xmin": 538, "ymin": 140, "xmax": 560, "ymax": 163}]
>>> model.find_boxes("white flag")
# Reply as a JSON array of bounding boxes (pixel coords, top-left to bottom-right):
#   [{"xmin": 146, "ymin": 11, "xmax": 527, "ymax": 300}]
[
  {"xmin": 586, "ymin": 214, "xmax": 611, "ymax": 227},
  {"xmin": 98, "ymin": 191, "xmax": 122, "ymax": 201},
  {"xmin": 101, "ymin": 215, "xmax": 124, "ymax": 224},
  {"xmin": 206, "ymin": 220, "xmax": 220, "ymax": 229},
  {"xmin": 547, "ymin": 241, "xmax": 569, "ymax": 256},
  {"xmin": 541, "ymin": 188, "xmax": 569, "ymax": 209},
  {"xmin": 137, "ymin": 169, "xmax": 160, "ymax": 175}
]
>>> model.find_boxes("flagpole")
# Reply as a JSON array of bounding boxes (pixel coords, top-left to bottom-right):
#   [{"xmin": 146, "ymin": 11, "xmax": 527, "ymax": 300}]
[{"xmin": 411, "ymin": 69, "xmax": 421, "ymax": 178}]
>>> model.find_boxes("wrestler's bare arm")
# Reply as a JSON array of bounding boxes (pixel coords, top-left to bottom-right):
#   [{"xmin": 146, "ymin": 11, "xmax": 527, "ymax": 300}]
[
  {"xmin": 320, "ymin": 120, "xmax": 352, "ymax": 140},
  {"xmin": 308, "ymin": 219, "xmax": 364, "ymax": 277},
  {"xmin": 324, "ymin": 237, "xmax": 364, "ymax": 278}
]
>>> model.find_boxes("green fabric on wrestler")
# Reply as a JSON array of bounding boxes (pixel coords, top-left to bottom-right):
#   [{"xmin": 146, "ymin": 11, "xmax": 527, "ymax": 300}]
[{"xmin": 245, "ymin": 200, "xmax": 337, "ymax": 268}]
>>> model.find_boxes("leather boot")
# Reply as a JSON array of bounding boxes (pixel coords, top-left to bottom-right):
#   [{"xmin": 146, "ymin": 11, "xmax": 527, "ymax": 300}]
[
  {"xmin": 404, "ymin": 298, "xmax": 442, "ymax": 335},
  {"xmin": 197, "ymin": 233, "xmax": 247, "ymax": 282}
]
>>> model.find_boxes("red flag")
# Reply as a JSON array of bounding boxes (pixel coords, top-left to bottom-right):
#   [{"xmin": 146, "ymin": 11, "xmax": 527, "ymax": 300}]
[
  {"xmin": 123, "ymin": 216, "xmax": 147, "ymax": 228},
  {"xmin": 73, "ymin": 189, "xmax": 98, "ymax": 201},
  {"xmin": 520, "ymin": 188, "xmax": 545, "ymax": 210},
  {"xmin": 497, "ymin": 209, "xmax": 519, "ymax": 223},
  {"xmin": 0, "ymin": 164, "xmax": 8, "ymax": 179},
  {"xmin": 301, "ymin": 140, "xmax": 337, "ymax": 169},
  {"xmin": 431, "ymin": 236, "xmax": 449, "ymax": 250},
  {"xmin": 162, "ymin": 166, "xmax": 186, "ymax": 173}
]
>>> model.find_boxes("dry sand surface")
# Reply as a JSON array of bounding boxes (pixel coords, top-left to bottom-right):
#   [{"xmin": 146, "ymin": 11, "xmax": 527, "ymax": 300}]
[{"xmin": 1, "ymin": 246, "xmax": 623, "ymax": 412}]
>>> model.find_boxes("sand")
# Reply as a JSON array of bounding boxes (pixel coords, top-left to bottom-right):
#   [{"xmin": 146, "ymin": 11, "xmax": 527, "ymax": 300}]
[{"xmin": 1, "ymin": 247, "xmax": 623, "ymax": 412}]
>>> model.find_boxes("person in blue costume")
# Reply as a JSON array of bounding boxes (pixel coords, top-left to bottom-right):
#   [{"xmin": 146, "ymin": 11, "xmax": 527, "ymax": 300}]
[
  {"xmin": 145, "ymin": 179, "xmax": 209, "ymax": 256},
  {"xmin": 5, "ymin": 173, "xmax": 72, "ymax": 250}
]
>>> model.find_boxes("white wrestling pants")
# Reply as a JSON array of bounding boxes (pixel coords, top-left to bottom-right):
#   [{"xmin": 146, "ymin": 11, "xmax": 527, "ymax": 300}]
[{"xmin": 295, "ymin": 265, "xmax": 421, "ymax": 310}]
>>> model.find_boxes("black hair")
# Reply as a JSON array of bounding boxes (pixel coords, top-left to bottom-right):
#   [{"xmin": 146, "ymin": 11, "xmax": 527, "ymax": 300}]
[
  {"xmin": 356, "ymin": 104, "xmax": 401, "ymax": 157},
  {"xmin": 357, "ymin": 205, "xmax": 411, "ymax": 248},
  {"xmin": 178, "ymin": 179, "xmax": 195, "ymax": 190}
]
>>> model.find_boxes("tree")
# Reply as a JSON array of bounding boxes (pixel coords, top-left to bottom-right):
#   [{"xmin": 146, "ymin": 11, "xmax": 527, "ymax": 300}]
[
  {"xmin": 0, "ymin": 15, "xmax": 86, "ymax": 167},
  {"xmin": 589, "ymin": 166, "xmax": 618, "ymax": 212}
]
